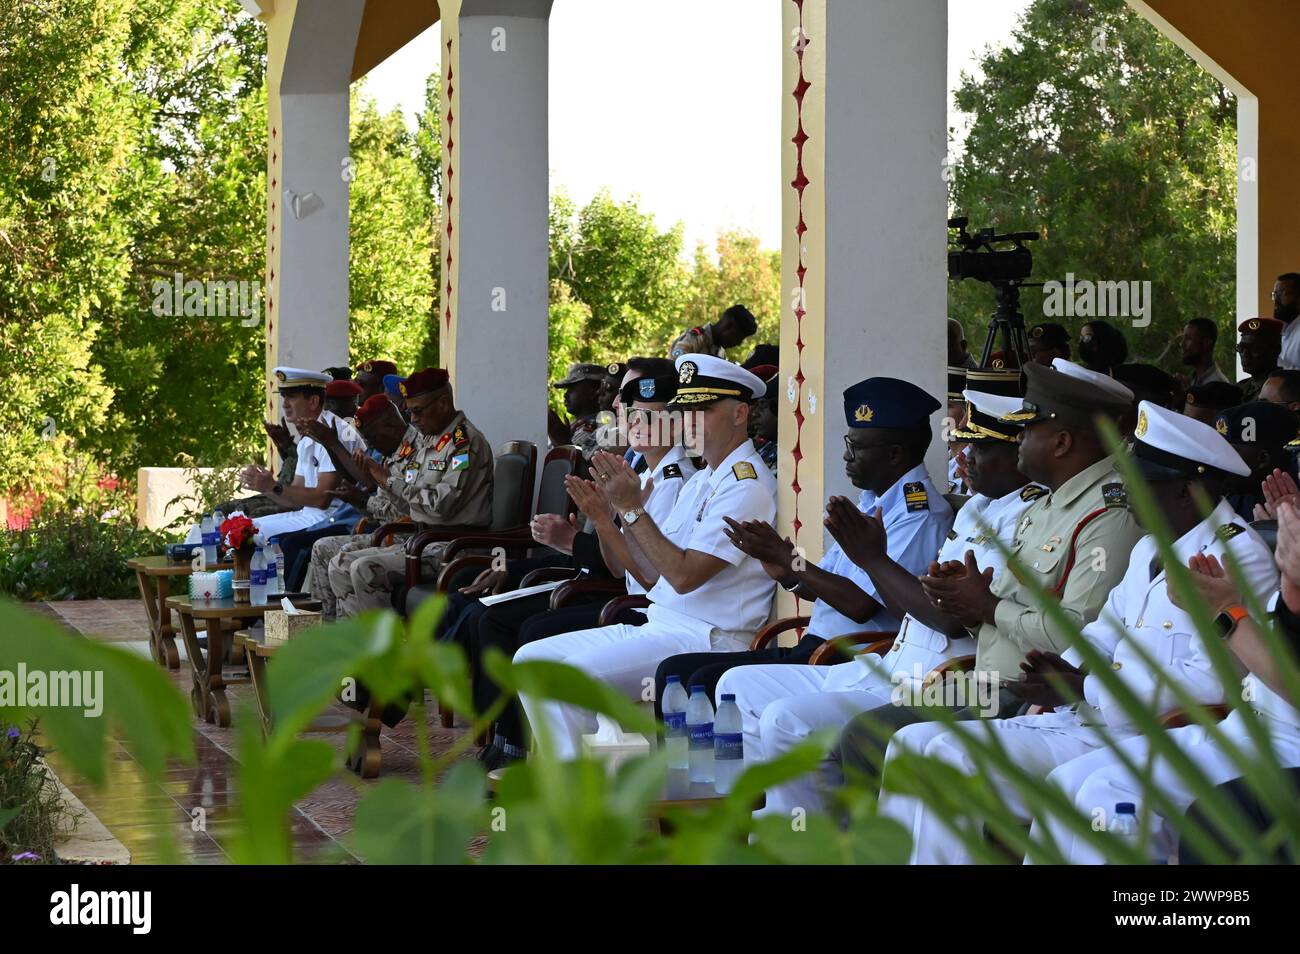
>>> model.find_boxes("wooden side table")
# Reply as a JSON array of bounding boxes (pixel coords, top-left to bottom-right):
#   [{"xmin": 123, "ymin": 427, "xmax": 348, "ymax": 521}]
[
  {"xmin": 128, "ymin": 555, "xmax": 232, "ymax": 670},
  {"xmin": 165, "ymin": 595, "xmax": 319, "ymax": 727},
  {"xmin": 234, "ymin": 628, "xmax": 384, "ymax": 778}
]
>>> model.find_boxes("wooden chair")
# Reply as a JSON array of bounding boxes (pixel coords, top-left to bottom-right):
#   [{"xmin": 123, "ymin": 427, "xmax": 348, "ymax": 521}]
[{"xmin": 746, "ymin": 614, "xmax": 899, "ymax": 665}]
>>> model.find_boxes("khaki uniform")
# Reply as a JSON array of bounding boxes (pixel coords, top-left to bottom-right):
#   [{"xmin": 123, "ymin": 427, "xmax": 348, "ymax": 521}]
[
  {"xmin": 976, "ymin": 456, "xmax": 1146, "ymax": 678},
  {"xmin": 668, "ymin": 324, "xmax": 723, "ymax": 359},
  {"xmin": 329, "ymin": 412, "xmax": 494, "ymax": 618},
  {"xmin": 307, "ymin": 425, "xmax": 420, "ymax": 619}
]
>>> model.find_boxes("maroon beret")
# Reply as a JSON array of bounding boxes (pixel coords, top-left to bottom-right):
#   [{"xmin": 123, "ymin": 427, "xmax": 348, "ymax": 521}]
[
  {"xmin": 358, "ymin": 359, "xmax": 399, "ymax": 377},
  {"xmin": 355, "ymin": 393, "xmax": 395, "ymax": 426},
  {"xmin": 400, "ymin": 368, "xmax": 450, "ymax": 399},
  {"xmin": 325, "ymin": 379, "xmax": 364, "ymax": 398}
]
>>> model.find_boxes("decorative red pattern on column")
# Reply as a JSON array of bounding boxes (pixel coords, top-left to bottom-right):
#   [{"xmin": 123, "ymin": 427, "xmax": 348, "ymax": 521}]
[
  {"xmin": 444, "ymin": 37, "xmax": 456, "ymax": 331},
  {"xmin": 789, "ymin": 0, "xmax": 812, "ymax": 611}
]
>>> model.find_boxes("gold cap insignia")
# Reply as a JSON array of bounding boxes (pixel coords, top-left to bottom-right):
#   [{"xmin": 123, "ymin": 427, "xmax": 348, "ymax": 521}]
[
  {"xmin": 1186, "ymin": 392, "xmax": 1196, "ymax": 405},
  {"xmin": 274, "ymin": 370, "xmax": 286, "ymax": 382},
  {"xmin": 399, "ymin": 382, "xmax": 408, "ymax": 397},
  {"xmin": 679, "ymin": 361, "xmax": 697, "ymax": 384},
  {"xmin": 1215, "ymin": 417, "xmax": 1229, "ymax": 435},
  {"xmin": 1031, "ymin": 326, "xmax": 1043, "ymax": 338},
  {"xmin": 1135, "ymin": 408, "xmax": 1148, "ymax": 438},
  {"xmin": 992, "ymin": 357, "xmax": 1005, "ymax": 369},
  {"xmin": 607, "ymin": 362, "xmax": 620, "ymax": 375},
  {"xmin": 854, "ymin": 404, "xmax": 874, "ymax": 423},
  {"xmin": 1247, "ymin": 319, "xmax": 1260, "ymax": 331}
]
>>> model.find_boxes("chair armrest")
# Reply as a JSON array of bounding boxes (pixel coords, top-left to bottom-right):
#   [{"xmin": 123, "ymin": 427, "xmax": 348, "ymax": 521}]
[
  {"xmin": 520, "ymin": 566, "xmax": 579, "ymax": 588},
  {"xmin": 925, "ymin": 654, "xmax": 977, "ymax": 682},
  {"xmin": 353, "ymin": 516, "xmax": 373, "ymax": 535},
  {"xmin": 369, "ymin": 518, "xmax": 416, "ymax": 548},
  {"xmin": 808, "ymin": 632, "xmax": 898, "ymax": 666},
  {"xmin": 1159, "ymin": 703, "xmax": 1229, "ymax": 730},
  {"xmin": 435, "ymin": 554, "xmax": 495, "ymax": 593},
  {"xmin": 438, "ymin": 528, "xmax": 536, "ymax": 564},
  {"xmin": 599, "ymin": 595, "xmax": 650, "ymax": 627},
  {"xmin": 749, "ymin": 615, "xmax": 813, "ymax": 651},
  {"xmin": 552, "ymin": 577, "xmax": 626, "ymax": 611},
  {"xmin": 404, "ymin": 526, "xmax": 514, "ymax": 589}
]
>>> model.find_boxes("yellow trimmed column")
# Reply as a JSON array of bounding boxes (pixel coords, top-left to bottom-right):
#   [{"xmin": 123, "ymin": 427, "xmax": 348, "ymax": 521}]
[
  {"xmin": 261, "ymin": 0, "xmax": 364, "ymax": 422},
  {"xmin": 439, "ymin": 0, "xmax": 552, "ymax": 458},
  {"xmin": 777, "ymin": 0, "xmax": 948, "ymax": 614}
]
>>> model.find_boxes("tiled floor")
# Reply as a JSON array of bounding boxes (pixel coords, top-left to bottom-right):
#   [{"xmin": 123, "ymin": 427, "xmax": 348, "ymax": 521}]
[{"xmin": 33, "ymin": 599, "xmax": 477, "ymax": 864}]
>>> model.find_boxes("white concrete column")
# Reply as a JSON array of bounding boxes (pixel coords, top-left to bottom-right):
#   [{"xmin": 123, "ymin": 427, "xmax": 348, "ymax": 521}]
[
  {"xmin": 778, "ymin": 0, "xmax": 948, "ymax": 591},
  {"xmin": 264, "ymin": 0, "xmax": 364, "ymax": 417},
  {"xmin": 440, "ymin": 0, "xmax": 552, "ymax": 457}
]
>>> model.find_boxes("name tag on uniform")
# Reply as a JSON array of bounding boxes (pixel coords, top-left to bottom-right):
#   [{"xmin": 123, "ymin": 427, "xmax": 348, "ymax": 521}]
[{"xmin": 429, "ymin": 459, "xmax": 448, "ymax": 471}]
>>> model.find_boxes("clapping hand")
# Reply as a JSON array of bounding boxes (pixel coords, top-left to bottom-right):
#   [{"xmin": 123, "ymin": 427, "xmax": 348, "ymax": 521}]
[
  {"xmin": 919, "ymin": 550, "xmax": 996, "ymax": 628},
  {"xmin": 1005, "ymin": 649, "xmax": 1086, "ymax": 707},
  {"xmin": 589, "ymin": 450, "xmax": 647, "ymax": 511},
  {"xmin": 824, "ymin": 497, "xmax": 887, "ymax": 567},
  {"xmin": 1166, "ymin": 552, "xmax": 1241, "ymax": 616},
  {"xmin": 723, "ymin": 517, "xmax": 796, "ymax": 580},
  {"xmin": 1254, "ymin": 469, "xmax": 1300, "ymax": 520}
]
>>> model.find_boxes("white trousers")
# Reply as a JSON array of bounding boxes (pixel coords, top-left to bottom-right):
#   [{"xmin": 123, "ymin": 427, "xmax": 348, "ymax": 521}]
[
  {"xmin": 187, "ymin": 506, "xmax": 331, "ymax": 544},
  {"xmin": 515, "ymin": 614, "xmax": 745, "ymax": 760},
  {"xmin": 879, "ymin": 712, "xmax": 1116, "ymax": 865},
  {"xmin": 1031, "ymin": 710, "xmax": 1300, "ymax": 864},
  {"xmin": 715, "ymin": 663, "xmax": 892, "ymax": 818}
]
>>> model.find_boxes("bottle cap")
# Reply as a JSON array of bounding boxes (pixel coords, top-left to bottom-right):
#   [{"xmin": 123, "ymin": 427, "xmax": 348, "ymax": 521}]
[
  {"xmin": 720, "ymin": 693, "xmax": 735, "ymax": 702},
  {"xmin": 1116, "ymin": 802, "xmax": 1136, "ymax": 813},
  {"xmin": 665, "ymin": 675, "xmax": 681, "ymax": 683},
  {"xmin": 689, "ymin": 684, "xmax": 706, "ymax": 693}
]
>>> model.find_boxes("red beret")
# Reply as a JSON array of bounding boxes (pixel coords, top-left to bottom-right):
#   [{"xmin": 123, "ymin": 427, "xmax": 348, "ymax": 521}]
[
  {"xmin": 355, "ymin": 393, "xmax": 394, "ymax": 426},
  {"xmin": 400, "ymin": 368, "xmax": 450, "ymax": 399},
  {"xmin": 325, "ymin": 379, "xmax": 363, "ymax": 398},
  {"xmin": 1238, "ymin": 316, "xmax": 1284, "ymax": 337},
  {"xmin": 747, "ymin": 364, "xmax": 778, "ymax": 381},
  {"xmin": 358, "ymin": 359, "xmax": 399, "ymax": 377}
]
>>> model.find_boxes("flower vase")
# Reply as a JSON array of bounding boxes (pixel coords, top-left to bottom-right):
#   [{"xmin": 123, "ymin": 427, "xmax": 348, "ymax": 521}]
[{"xmin": 232, "ymin": 547, "xmax": 254, "ymax": 604}]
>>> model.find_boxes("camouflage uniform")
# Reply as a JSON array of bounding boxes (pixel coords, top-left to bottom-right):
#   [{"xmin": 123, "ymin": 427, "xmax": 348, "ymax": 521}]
[
  {"xmin": 668, "ymin": 324, "xmax": 724, "ymax": 360},
  {"xmin": 329, "ymin": 412, "xmax": 494, "ymax": 618},
  {"xmin": 308, "ymin": 425, "xmax": 420, "ymax": 619}
]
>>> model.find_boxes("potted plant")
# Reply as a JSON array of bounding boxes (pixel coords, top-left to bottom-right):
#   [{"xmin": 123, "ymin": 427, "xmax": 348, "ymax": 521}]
[{"xmin": 220, "ymin": 514, "xmax": 258, "ymax": 604}]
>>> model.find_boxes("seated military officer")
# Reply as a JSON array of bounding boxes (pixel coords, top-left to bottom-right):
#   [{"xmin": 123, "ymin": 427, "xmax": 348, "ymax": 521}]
[
  {"xmin": 1216, "ymin": 400, "xmax": 1300, "ymax": 522},
  {"xmin": 1181, "ymin": 380, "xmax": 1243, "ymax": 426},
  {"xmin": 324, "ymin": 379, "xmax": 363, "ymax": 419},
  {"xmin": 302, "ymin": 394, "xmax": 420, "ymax": 617},
  {"xmin": 834, "ymin": 358, "xmax": 1145, "ymax": 788},
  {"xmin": 652, "ymin": 376, "xmax": 954, "ymax": 711},
  {"xmin": 215, "ymin": 367, "xmax": 365, "ymax": 541},
  {"xmin": 326, "ymin": 368, "xmax": 494, "ymax": 619},
  {"xmin": 881, "ymin": 401, "xmax": 1277, "ymax": 864},
  {"xmin": 718, "ymin": 373, "xmax": 1041, "ymax": 819},
  {"xmin": 354, "ymin": 359, "xmax": 398, "ymax": 402},
  {"xmin": 514, "ymin": 354, "xmax": 775, "ymax": 760},
  {"xmin": 547, "ymin": 363, "xmax": 606, "ymax": 459}
]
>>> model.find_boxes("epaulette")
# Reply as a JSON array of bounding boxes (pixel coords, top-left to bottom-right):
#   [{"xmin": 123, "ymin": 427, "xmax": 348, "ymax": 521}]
[
  {"xmin": 903, "ymin": 481, "xmax": 929, "ymax": 512},
  {"xmin": 732, "ymin": 461, "xmax": 757, "ymax": 481},
  {"xmin": 1101, "ymin": 482, "xmax": 1129, "ymax": 508},
  {"xmin": 1215, "ymin": 523, "xmax": 1246, "ymax": 542},
  {"xmin": 453, "ymin": 425, "xmax": 469, "ymax": 448},
  {"xmin": 662, "ymin": 463, "xmax": 683, "ymax": 479},
  {"xmin": 1020, "ymin": 484, "xmax": 1047, "ymax": 502},
  {"xmin": 946, "ymin": 529, "xmax": 958, "ymax": 541}
]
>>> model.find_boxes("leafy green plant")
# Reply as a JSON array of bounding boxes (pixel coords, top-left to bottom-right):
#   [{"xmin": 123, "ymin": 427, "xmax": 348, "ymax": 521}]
[
  {"xmin": 162, "ymin": 454, "xmax": 244, "ymax": 532},
  {"xmin": 0, "ymin": 719, "xmax": 73, "ymax": 864}
]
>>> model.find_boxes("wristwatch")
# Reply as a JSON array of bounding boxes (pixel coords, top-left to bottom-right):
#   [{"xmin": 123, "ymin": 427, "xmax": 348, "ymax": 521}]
[
  {"xmin": 781, "ymin": 576, "xmax": 802, "ymax": 593},
  {"xmin": 622, "ymin": 507, "xmax": 646, "ymax": 526},
  {"xmin": 272, "ymin": 482, "xmax": 284, "ymax": 496},
  {"xmin": 1214, "ymin": 604, "xmax": 1248, "ymax": 639}
]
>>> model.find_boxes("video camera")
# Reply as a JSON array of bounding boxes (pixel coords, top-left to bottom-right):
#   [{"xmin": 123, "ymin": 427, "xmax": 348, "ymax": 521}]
[{"xmin": 947, "ymin": 216, "xmax": 1041, "ymax": 367}]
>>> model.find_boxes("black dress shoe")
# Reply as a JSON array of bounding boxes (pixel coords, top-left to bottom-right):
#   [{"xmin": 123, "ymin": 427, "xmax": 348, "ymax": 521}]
[{"xmin": 477, "ymin": 742, "xmax": 503, "ymax": 764}]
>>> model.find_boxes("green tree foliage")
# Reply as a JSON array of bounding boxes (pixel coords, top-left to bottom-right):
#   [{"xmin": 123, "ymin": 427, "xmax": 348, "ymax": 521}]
[
  {"xmin": 347, "ymin": 89, "xmax": 437, "ymax": 375},
  {"xmin": 947, "ymin": 0, "xmax": 1236, "ymax": 369}
]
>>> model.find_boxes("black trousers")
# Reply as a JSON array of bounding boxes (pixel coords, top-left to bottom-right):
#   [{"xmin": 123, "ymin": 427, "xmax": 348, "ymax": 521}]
[
  {"xmin": 277, "ymin": 523, "xmax": 354, "ymax": 591},
  {"xmin": 652, "ymin": 635, "xmax": 825, "ymax": 719},
  {"xmin": 1179, "ymin": 768, "xmax": 1300, "ymax": 864}
]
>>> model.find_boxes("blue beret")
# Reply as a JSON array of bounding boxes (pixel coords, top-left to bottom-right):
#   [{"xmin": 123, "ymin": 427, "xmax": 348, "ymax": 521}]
[{"xmin": 843, "ymin": 377, "xmax": 942, "ymax": 429}]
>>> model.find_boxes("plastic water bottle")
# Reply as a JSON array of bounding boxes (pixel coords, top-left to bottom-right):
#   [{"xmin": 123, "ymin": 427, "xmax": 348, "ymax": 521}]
[
  {"xmin": 264, "ymin": 543, "xmax": 279, "ymax": 595},
  {"xmin": 250, "ymin": 547, "xmax": 268, "ymax": 605},
  {"xmin": 686, "ymin": 684, "xmax": 715, "ymax": 784},
  {"xmin": 200, "ymin": 515, "xmax": 217, "ymax": 566},
  {"xmin": 268, "ymin": 542, "xmax": 284, "ymax": 592},
  {"xmin": 1110, "ymin": 802, "xmax": 1139, "ymax": 842},
  {"xmin": 713, "ymin": 693, "xmax": 744, "ymax": 794},
  {"xmin": 662, "ymin": 676, "xmax": 689, "ymax": 770}
]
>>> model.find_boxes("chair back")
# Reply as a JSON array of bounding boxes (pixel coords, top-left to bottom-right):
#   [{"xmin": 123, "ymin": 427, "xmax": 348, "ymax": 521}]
[
  {"xmin": 537, "ymin": 445, "xmax": 583, "ymax": 518},
  {"xmin": 489, "ymin": 441, "xmax": 537, "ymax": 530},
  {"xmin": 1251, "ymin": 518, "xmax": 1278, "ymax": 553}
]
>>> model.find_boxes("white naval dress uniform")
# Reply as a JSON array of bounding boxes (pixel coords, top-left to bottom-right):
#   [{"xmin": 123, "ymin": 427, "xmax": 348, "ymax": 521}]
[
  {"xmin": 880, "ymin": 498, "xmax": 1278, "ymax": 864},
  {"xmin": 719, "ymin": 481, "xmax": 1038, "ymax": 818},
  {"xmin": 243, "ymin": 409, "xmax": 364, "ymax": 540},
  {"xmin": 1032, "ymin": 590, "xmax": 1300, "ymax": 864},
  {"xmin": 623, "ymin": 445, "xmax": 698, "ymax": 597},
  {"xmin": 514, "ymin": 440, "xmax": 777, "ymax": 759}
]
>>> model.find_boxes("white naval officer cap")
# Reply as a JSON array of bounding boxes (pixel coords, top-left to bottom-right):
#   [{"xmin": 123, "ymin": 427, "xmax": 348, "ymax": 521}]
[
  {"xmin": 1131, "ymin": 399, "xmax": 1250, "ymax": 480},
  {"xmin": 273, "ymin": 366, "xmax": 332, "ymax": 391},
  {"xmin": 962, "ymin": 388, "xmax": 1024, "ymax": 422},
  {"xmin": 1050, "ymin": 357, "xmax": 1135, "ymax": 404},
  {"xmin": 668, "ymin": 354, "xmax": 766, "ymax": 406}
]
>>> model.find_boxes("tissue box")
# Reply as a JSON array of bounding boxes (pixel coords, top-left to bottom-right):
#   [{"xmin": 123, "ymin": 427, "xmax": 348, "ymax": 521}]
[
  {"xmin": 188, "ymin": 570, "xmax": 232, "ymax": 601},
  {"xmin": 264, "ymin": 607, "xmax": 321, "ymax": 644},
  {"xmin": 581, "ymin": 714, "xmax": 650, "ymax": 774}
]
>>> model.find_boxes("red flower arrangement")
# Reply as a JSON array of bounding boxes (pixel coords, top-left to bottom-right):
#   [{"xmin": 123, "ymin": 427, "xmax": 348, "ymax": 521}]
[{"xmin": 220, "ymin": 514, "xmax": 258, "ymax": 552}]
